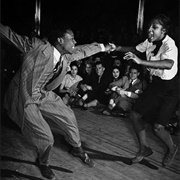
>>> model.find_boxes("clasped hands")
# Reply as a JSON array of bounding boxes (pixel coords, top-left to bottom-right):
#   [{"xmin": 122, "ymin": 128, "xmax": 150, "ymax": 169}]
[
  {"xmin": 67, "ymin": 88, "xmax": 77, "ymax": 96},
  {"xmin": 111, "ymin": 86, "xmax": 128, "ymax": 97},
  {"xmin": 104, "ymin": 43, "xmax": 116, "ymax": 53}
]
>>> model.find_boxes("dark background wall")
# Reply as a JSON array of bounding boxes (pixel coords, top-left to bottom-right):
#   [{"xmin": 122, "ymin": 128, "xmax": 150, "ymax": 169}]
[
  {"xmin": 0, "ymin": 0, "xmax": 179, "ymax": 102},
  {"xmin": 1, "ymin": 0, "xmax": 179, "ymax": 44}
]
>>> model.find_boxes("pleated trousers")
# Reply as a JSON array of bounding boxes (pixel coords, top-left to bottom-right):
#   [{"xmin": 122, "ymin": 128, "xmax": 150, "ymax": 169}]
[{"xmin": 22, "ymin": 91, "xmax": 81, "ymax": 164}]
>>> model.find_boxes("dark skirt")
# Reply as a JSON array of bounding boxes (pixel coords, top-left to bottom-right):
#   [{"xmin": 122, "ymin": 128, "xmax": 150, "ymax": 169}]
[{"xmin": 132, "ymin": 75, "xmax": 179, "ymax": 125}]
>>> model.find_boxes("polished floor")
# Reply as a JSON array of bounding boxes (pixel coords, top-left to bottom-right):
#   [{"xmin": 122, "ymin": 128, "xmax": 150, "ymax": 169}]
[{"xmin": 1, "ymin": 106, "xmax": 180, "ymax": 180}]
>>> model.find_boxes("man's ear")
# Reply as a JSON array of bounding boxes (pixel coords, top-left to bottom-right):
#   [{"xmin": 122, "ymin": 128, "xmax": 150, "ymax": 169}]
[
  {"xmin": 162, "ymin": 28, "xmax": 166, "ymax": 34},
  {"xmin": 57, "ymin": 37, "xmax": 63, "ymax": 44}
]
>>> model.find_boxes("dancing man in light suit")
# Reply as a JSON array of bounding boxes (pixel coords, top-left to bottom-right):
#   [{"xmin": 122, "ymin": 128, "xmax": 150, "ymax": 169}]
[{"xmin": 0, "ymin": 23, "xmax": 115, "ymax": 180}]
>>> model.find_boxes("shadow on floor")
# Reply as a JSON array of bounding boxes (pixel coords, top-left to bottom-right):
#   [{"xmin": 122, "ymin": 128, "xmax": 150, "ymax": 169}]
[{"xmin": 1, "ymin": 155, "xmax": 73, "ymax": 173}]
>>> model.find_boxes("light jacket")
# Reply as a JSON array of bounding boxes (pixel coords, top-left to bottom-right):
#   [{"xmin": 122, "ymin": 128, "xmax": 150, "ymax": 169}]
[{"xmin": 0, "ymin": 23, "xmax": 103, "ymax": 128}]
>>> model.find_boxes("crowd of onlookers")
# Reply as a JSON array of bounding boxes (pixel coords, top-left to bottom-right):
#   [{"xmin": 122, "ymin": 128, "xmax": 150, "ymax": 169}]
[
  {"xmin": 52, "ymin": 52, "xmax": 149, "ymax": 116},
  {"xmin": 52, "ymin": 52, "xmax": 179, "ymax": 135}
]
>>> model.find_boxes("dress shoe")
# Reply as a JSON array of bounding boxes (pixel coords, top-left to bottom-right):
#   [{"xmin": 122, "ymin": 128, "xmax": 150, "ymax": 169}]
[
  {"xmin": 111, "ymin": 109, "xmax": 126, "ymax": 117},
  {"xmin": 162, "ymin": 144, "xmax": 178, "ymax": 167},
  {"xmin": 36, "ymin": 158, "xmax": 56, "ymax": 180},
  {"xmin": 132, "ymin": 147, "xmax": 153, "ymax": 163},
  {"xmin": 70, "ymin": 146, "xmax": 94, "ymax": 167}
]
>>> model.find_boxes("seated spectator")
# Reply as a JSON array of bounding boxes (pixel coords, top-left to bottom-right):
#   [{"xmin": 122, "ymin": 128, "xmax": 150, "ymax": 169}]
[
  {"xmin": 69, "ymin": 60, "xmax": 95, "ymax": 106},
  {"xmin": 80, "ymin": 59, "xmax": 94, "ymax": 79},
  {"xmin": 103, "ymin": 53, "xmax": 123, "ymax": 76},
  {"xmin": 111, "ymin": 56, "xmax": 127, "ymax": 76},
  {"xmin": 58, "ymin": 61, "xmax": 82, "ymax": 105},
  {"xmin": 77, "ymin": 61, "xmax": 112, "ymax": 109},
  {"xmin": 104, "ymin": 65, "xmax": 122, "ymax": 96},
  {"xmin": 124, "ymin": 60, "xmax": 133, "ymax": 76},
  {"xmin": 93, "ymin": 55, "xmax": 102, "ymax": 64},
  {"xmin": 113, "ymin": 58, "xmax": 122, "ymax": 67},
  {"xmin": 102, "ymin": 64, "xmax": 147, "ymax": 116}
]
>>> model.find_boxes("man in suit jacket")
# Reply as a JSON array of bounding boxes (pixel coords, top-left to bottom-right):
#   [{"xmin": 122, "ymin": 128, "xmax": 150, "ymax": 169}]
[
  {"xmin": 0, "ymin": 23, "xmax": 115, "ymax": 179},
  {"xmin": 78, "ymin": 60, "xmax": 113, "ymax": 109},
  {"xmin": 103, "ymin": 64, "xmax": 147, "ymax": 116}
]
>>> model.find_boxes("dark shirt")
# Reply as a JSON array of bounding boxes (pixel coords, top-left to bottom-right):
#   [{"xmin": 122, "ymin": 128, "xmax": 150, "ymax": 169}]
[{"xmin": 89, "ymin": 71, "xmax": 113, "ymax": 104}]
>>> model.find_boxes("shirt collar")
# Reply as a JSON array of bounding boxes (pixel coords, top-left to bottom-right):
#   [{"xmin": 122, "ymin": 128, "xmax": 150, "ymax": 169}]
[
  {"xmin": 162, "ymin": 35, "xmax": 169, "ymax": 43},
  {"xmin": 54, "ymin": 47, "xmax": 61, "ymax": 61},
  {"xmin": 131, "ymin": 78, "xmax": 138, "ymax": 85}
]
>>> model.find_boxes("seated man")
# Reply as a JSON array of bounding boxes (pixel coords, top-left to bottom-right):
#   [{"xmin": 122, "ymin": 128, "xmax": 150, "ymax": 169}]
[
  {"xmin": 77, "ymin": 61, "xmax": 112, "ymax": 109},
  {"xmin": 79, "ymin": 59, "xmax": 94, "ymax": 79},
  {"xmin": 103, "ymin": 64, "xmax": 147, "ymax": 116}
]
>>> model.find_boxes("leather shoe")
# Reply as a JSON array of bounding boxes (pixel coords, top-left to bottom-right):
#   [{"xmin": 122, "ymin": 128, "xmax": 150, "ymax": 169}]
[
  {"xmin": 162, "ymin": 145, "xmax": 178, "ymax": 167},
  {"xmin": 111, "ymin": 110, "xmax": 126, "ymax": 117},
  {"xmin": 132, "ymin": 147, "xmax": 153, "ymax": 163},
  {"xmin": 70, "ymin": 146, "xmax": 94, "ymax": 167},
  {"xmin": 36, "ymin": 158, "xmax": 56, "ymax": 180}
]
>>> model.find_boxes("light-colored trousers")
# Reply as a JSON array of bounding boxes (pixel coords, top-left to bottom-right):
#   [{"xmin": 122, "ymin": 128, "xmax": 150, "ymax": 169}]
[{"xmin": 22, "ymin": 91, "xmax": 81, "ymax": 164}]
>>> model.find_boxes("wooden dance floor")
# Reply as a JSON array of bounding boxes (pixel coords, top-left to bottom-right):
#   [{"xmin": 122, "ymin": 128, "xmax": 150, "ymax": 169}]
[{"xmin": 1, "ymin": 106, "xmax": 180, "ymax": 180}]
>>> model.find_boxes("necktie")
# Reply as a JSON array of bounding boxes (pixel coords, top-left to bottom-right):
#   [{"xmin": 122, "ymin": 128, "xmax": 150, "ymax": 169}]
[
  {"xmin": 129, "ymin": 80, "xmax": 133, "ymax": 88},
  {"xmin": 152, "ymin": 35, "xmax": 166, "ymax": 56},
  {"xmin": 45, "ymin": 56, "xmax": 64, "ymax": 90},
  {"xmin": 54, "ymin": 61, "xmax": 61, "ymax": 73},
  {"xmin": 53, "ymin": 58, "xmax": 63, "ymax": 79}
]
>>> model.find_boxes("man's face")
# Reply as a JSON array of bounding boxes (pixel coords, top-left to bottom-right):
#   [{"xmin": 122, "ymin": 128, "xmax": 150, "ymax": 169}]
[
  {"xmin": 148, "ymin": 20, "xmax": 166, "ymax": 42},
  {"xmin": 85, "ymin": 64, "xmax": 92, "ymax": 74},
  {"xmin": 61, "ymin": 30, "xmax": 77, "ymax": 54},
  {"xmin": 129, "ymin": 69, "xmax": 139, "ymax": 80},
  {"xmin": 95, "ymin": 64, "xmax": 104, "ymax": 76},
  {"xmin": 113, "ymin": 59, "xmax": 121, "ymax": 67}
]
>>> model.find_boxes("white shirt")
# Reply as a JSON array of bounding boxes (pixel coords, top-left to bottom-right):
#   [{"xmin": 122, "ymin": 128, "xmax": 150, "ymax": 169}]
[
  {"xmin": 53, "ymin": 47, "xmax": 61, "ymax": 68},
  {"xmin": 136, "ymin": 35, "xmax": 178, "ymax": 80},
  {"xmin": 131, "ymin": 78, "xmax": 138, "ymax": 85},
  {"xmin": 61, "ymin": 74, "xmax": 82, "ymax": 89}
]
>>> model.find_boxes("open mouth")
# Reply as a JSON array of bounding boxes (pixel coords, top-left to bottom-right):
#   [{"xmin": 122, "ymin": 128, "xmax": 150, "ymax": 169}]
[{"xmin": 148, "ymin": 33, "xmax": 153, "ymax": 42}]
